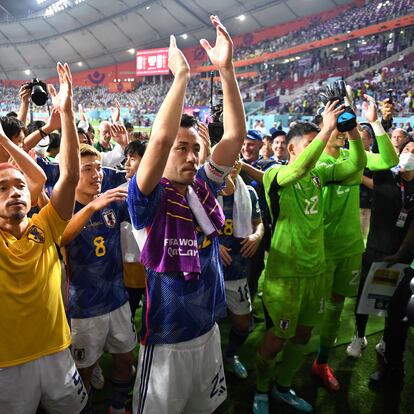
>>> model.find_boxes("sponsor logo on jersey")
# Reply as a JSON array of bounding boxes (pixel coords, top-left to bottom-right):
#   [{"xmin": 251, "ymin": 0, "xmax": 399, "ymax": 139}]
[
  {"xmin": 27, "ymin": 225, "xmax": 45, "ymax": 243},
  {"xmin": 311, "ymin": 175, "xmax": 321, "ymax": 189},
  {"xmin": 73, "ymin": 347, "xmax": 85, "ymax": 361},
  {"xmin": 102, "ymin": 209, "xmax": 116, "ymax": 228},
  {"xmin": 279, "ymin": 319, "xmax": 289, "ymax": 330}
]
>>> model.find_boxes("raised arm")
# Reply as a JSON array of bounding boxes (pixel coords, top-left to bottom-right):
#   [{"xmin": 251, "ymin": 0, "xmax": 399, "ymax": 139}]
[
  {"xmin": 48, "ymin": 63, "xmax": 80, "ymax": 220},
  {"xmin": 136, "ymin": 35, "xmax": 190, "ymax": 196},
  {"xmin": 201, "ymin": 16, "xmax": 246, "ymax": 167},
  {"xmin": 17, "ymin": 84, "xmax": 31, "ymax": 124},
  {"xmin": 363, "ymin": 96, "xmax": 399, "ymax": 171},
  {"xmin": 61, "ymin": 188, "xmax": 127, "ymax": 246},
  {"xmin": 0, "ymin": 122, "xmax": 46, "ymax": 205},
  {"xmin": 22, "ymin": 109, "xmax": 61, "ymax": 152},
  {"xmin": 276, "ymin": 100, "xmax": 343, "ymax": 187}
]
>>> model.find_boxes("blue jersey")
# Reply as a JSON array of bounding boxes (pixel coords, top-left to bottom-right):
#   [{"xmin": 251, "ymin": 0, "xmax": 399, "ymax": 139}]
[
  {"xmin": 127, "ymin": 166, "xmax": 227, "ymax": 345},
  {"xmin": 66, "ymin": 200, "xmax": 130, "ymax": 318},
  {"xmin": 36, "ymin": 156, "xmax": 126, "ymax": 196},
  {"xmin": 219, "ymin": 187, "xmax": 261, "ymax": 281}
]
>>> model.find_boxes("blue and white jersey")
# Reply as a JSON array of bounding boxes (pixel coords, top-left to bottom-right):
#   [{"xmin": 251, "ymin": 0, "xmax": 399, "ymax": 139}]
[
  {"xmin": 127, "ymin": 166, "xmax": 227, "ymax": 345},
  {"xmin": 219, "ymin": 187, "xmax": 261, "ymax": 282},
  {"xmin": 66, "ymin": 200, "xmax": 130, "ymax": 319}
]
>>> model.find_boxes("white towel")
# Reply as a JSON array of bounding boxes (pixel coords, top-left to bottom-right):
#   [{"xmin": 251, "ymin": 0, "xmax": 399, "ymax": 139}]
[
  {"xmin": 186, "ymin": 185, "xmax": 217, "ymax": 237},
  {"xmin": 218, "ymin": 175, "xmax": 253, "ymax": 238}
]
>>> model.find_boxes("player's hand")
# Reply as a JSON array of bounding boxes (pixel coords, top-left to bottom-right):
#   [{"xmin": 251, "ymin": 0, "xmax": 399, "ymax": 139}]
[
  {"xmin": 362, "ymin": 94, "xmax": 378, "ymax": 123},
  {"xmin": 200, "ymin": 15, "xmax": 233, "ymax": 71},
  {"xmin": 110, "ymin": 123, "xmax": 128, "ymax": 148},
  {"xmin": 321, "ymin": 99, "xmax": 344, "ymax": 133},
  {"xmin": 19, "ymin": 83, "xmax": 31, "ymax": 103},
  {"xmin": 240, "ymin": 233, "xmax": 261, "ymax": 258},
  {"xmin": 111, "ymin": 98, "xmax": 121, "ymax": 122},
  {"xmin": 48, "ymin": 62, "xmax": 73, "ymax": 114},
  {"xmin": 168, "ymin": 35, "xmax": 190, "ymax": 79},
  {"xmin": 198, "ymin": 122, "xmax": 211, "ymax": 164},
  {"xmin": 90, "ymin": 188, "xmax": 128, "ymax": 212},
  {"xmin": 43, "ymin": 109, "xmax": 61, "ymax": 133},
  {"xmin": 383, "ymin": 253, "xmax": 402, "ymax": 268},
  {"xmin": 381, "ymin": 98, "xmax": 394, "ymax": 121},
  {"xmin": 219, "ymin": 244, "xmax": 232, "ymax": 266}
]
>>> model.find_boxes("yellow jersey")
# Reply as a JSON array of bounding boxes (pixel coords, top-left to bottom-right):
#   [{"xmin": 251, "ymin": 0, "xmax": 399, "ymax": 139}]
[{"xmin": 0, "ymin": 202, "xmax": 71, "ymax": 368}]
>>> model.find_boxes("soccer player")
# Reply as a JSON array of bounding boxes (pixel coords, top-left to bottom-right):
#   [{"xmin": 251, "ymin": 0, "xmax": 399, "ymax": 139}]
[
  {"xmin": 61, "ymin": 144, "xmax": 136, "ymax": 414},
  {"xmin": 218, "ymin": 162, "xmax": 264, "ymax": 379},
  {"xmin": 122, "ymin": 140, "xmax": 148, "ymax": 317},
  {"xmin": 312, "ymin": 96, "xmax": 398, "ymax": 390},
  {"xmin": 250, "ymin": 101, "xmax": 367, "ymax": 414},
  {"xmin": 0, "ymin": 63, "xmax": 86, "ymax": 413},
  {"xmin": 127, "ymin": 17, "xmax": 246, "ymax": 413}
]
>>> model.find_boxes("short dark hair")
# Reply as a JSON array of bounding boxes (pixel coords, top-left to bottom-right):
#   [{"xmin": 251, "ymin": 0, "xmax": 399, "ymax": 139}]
[
  {"xmin": 0, "ymin": 116, "xmax": 24, "ymax": 140},
  {"xmin": 47, "ymin": 132, "xmax": 61, "ymax": 151},
  {"xmin": 6, "ymin": 111, "xmax": 18, "ymax": 118},
  {"xmin": 286, "ymin": 121, "xmax": 320, "ymax": 145},
  {"xmin": 124, "ymin": 122, "xmax": 134, "ymax": 130},
  {"xmin": 312, "ymin": 114, "xmax": 323, "ymax": 127},
  {"xmin": 124, "ymin": 140, "xmax": 147, "ymax": 158},
  {"xmin": 27, "ymin": 120, "xmax": 46, "ymax": 134},
  {"xmin": 180, "ymin": 114, "xmax": 197, "ymax": 128}
]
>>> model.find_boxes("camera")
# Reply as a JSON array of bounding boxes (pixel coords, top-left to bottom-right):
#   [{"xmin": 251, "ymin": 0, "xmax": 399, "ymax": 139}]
[{"xmin": 25, "ymin": 78, "xmax": 49, "ymax": 106}]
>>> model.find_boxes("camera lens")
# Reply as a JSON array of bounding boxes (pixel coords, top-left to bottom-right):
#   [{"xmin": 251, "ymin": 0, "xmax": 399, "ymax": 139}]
[{"xmin": 31, "ymin": 84, "xmax": 48, "ymax": 106}]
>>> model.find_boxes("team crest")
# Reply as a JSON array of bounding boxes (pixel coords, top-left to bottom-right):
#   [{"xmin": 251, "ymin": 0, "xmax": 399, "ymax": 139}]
[
  {"xmin": 73, "ymin": 347, "xmax": 85, "ymax": 361},
  {"xmin": 102, "ymin": 209, "xmax": 116, "ymax": 228},
  {"xmin": 311, "ymin": 175, "xmax": 321, "ymax": 189},
  {"xmin": 27, "ymin": 225, "xmax": 45, "ymax": 243},
  {"xmin": 279, "ymin": 319, "xmax": 290, "ymax": 330}
]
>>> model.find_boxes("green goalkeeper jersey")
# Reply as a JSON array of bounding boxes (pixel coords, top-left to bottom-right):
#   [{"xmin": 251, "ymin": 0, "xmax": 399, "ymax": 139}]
[
  {"xmin": 318, "ymin": 132, "xmax": 398, "ymax": 260},
  {"xmin": 263, "ymin": 138, "xmax": 366, "ymax": 278}
]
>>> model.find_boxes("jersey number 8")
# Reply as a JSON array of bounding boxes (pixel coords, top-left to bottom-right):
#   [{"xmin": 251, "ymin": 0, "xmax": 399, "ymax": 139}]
[{"xmin": 93, "ymin": 236, "xmax": 106, "ymax": 257}]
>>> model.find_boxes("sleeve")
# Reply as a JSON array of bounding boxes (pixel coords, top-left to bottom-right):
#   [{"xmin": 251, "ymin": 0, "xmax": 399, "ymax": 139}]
[
  {"xmin": 100, "ymin": 144, "xmax": 125, "ymax": 168},
  {"xmin": 263, "ymin": 165, "xmax": 283, "ymax": 195},
  {"xmin": 102, "ymin": 167, "xmax": 127, "ymax": 192},
  {"xmin": 270, "ymin": 138, "xmax": 326, "ymax": 187},
  {"xmin": 127, "ymin": 174, "xmax": 163, "ymax": 230},
  {"xmin": 36, "ymin": 202, "xmax": 68, "ymax": 245},
  {"xmin": 366, "ymin": 130, "xmax": 399, "ymax": 172},
  {"xmin": 197, "ymin": 164, "xmax": 226, "ymax": 197},
  {"xmin": 248, "ymin": 186, "xmax": 261, "ymax": 221},
  {"xmin": 313, "ymin": 139, "xmax": 366, "ymax": 186},
  {"xmin": 36, "ymin": 156, "xmax": 60, "ymax": 196}
]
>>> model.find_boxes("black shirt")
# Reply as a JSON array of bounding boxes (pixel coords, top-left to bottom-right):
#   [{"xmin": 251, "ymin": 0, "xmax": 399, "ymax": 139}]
[{"xmin": 367, "ymin": 169, "xmax": 414, "ymax": 261}]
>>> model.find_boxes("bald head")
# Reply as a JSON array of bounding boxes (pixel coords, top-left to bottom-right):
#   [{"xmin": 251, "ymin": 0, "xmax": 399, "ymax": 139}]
[
  {"xmin": 391, "ymin": 128, "xmax": 409, "ymax": 153},
  {"xmin": 99, "ymin": 121, "xmax": 111, "ymax": 145}
]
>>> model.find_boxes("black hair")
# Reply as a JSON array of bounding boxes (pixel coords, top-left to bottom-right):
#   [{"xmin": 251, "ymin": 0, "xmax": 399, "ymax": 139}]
[
  {"xmin": 286, "ymin": 121, "xmax": 320, "ymax": 145},
  {"xmin": 47, "ymin": 132, "xmax": 61, "ymax": 151},
  {"xmin": 27, "ymin": 120, "xmax": 46, "ymax": 134},
  {"xmin": 312, "ymin": 114, "xmax": 323, "ymax": 127},
  {"xmin": 0, "ymin": 116, "xmax": 24, "ymax": 140},
  {"xmin": 124, "ymin": 122, "xmax": 134, "ymax": 130},
  {"xmin": 6, "ymin": 111, "xmax": 18, "ymax": 118},
  {"xmin": 180, "ymin": 114, "xmax": 197, "ymax": 128},
  {"xmin": 124, "ymin": 140, "xmax": 148, "ymax": 158}
]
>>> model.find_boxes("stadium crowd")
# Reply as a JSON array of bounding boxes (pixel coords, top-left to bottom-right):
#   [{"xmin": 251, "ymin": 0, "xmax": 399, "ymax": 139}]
[{"xmin": 2, "ymin": 6, "xmax": 414, "ymax": 414}]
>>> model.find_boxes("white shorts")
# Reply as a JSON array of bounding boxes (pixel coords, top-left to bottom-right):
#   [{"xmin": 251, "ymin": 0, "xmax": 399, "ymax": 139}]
[
  {"xmin": 71, "ymin": 302, "xmax": 137, "ymax": 368},
  {"xmin": 0, "ymin": 349, "xmax": 87, "ymax": 414},
  {"xmin": 225, "ymin": 278, "xmax": 252, "ymax": 316},
  {"xmin": 133, "ymin": 323, "xmax": 227, "ymax": 414}
]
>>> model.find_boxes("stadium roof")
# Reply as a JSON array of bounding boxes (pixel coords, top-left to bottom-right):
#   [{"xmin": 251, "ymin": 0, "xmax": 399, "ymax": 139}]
[{"xmin": 0, "ymin": 0, "xmax": 353, "ymax": 80}]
